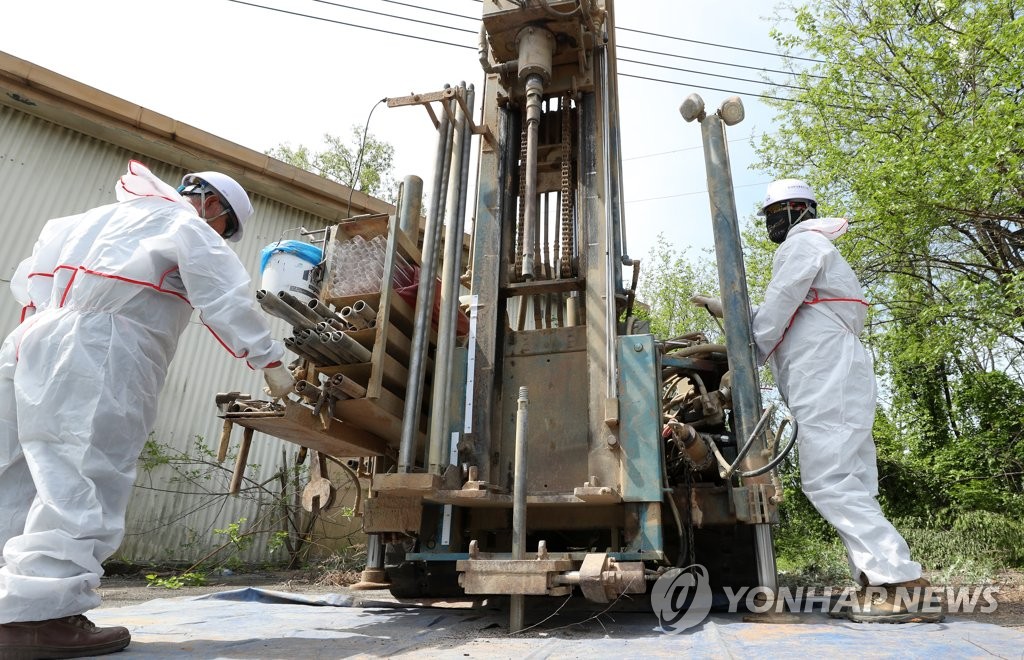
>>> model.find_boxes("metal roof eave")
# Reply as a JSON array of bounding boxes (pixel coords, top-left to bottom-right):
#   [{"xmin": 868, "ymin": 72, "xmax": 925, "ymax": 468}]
[{"xmin": 0, "ymin": 51, "xmax": 394, "ymax": 222}]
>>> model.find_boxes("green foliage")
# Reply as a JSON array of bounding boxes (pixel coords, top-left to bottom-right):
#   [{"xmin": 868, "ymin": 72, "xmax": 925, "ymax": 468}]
[
  {"xmin": 134, "ymin": 435, "xmax": 313, "ymax": 583},
  {"xmin": 145, "ymin": 571, "xmax": 207, "ymax": 590},
  {"xmin": 267, "ymin": 530, "xmax": 291, "ymax": 552},
  {"xmin": 214, "ymin": 518, "xmax": 255, "ymax": 554},
  {"xmin": 635, "ymin": 234, "xmax": 723, "ymax": 341},
  {"xmin": 139, "ymin": 434, "xmax": 172, "ymax": 471},
  {"xmin": 267, "ymin": 126, "xmax": 397, "ymax": 202},
  {"xmin": 894, "ymin": 511, "xmax": 1024, "ymax": 581},
  {"xmin": 774, "ymin": 466, "xmax": 852, "ymax": 586}
]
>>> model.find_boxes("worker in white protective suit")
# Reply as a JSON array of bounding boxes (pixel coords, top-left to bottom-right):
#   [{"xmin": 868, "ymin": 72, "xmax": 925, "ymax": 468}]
[
  {"xmin": 692, "ymin": 178, "xmax": 941, "ymax": 624},
  {"xmin": 0, "ymin": 160, "xmax": 296, "ymax": 657}
]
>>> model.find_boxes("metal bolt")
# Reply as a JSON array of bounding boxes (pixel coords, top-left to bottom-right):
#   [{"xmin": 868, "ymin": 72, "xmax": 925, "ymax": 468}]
[
  {"xmin": 606, "ymin": 434, "xmax": 618, "ymax": 447},
  {"xmin": 633, "ymin": 343, "xmax": 644, "ymax": 352}
]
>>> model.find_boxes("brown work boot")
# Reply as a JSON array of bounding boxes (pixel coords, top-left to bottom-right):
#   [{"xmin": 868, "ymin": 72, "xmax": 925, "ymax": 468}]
[
  {"xmin": 0, "ymin": 614, "xmax": 130, "ymax": 659},
  {"xmin": 847, "ymin": 577, "xmax": 945, "ymax": 624}
]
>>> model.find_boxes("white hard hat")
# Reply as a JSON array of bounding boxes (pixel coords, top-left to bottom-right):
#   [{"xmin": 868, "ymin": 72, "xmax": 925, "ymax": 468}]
[
  {"xmin": 180, "ymin": 171, "xmax": 254, "ymax": 242},
  {"xmin": 759, "ymin": 178, "xmax": 816, "ymax": 215}
]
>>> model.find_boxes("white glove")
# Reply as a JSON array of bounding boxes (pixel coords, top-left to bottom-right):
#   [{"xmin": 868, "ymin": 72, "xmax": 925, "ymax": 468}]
[
  {"xmin": 263, "ymin": 363, "xmax": 295, "ymax": 399},
  {"xmin": 690, "ymin": 294, "xmax": 724, "ymax": 318}
]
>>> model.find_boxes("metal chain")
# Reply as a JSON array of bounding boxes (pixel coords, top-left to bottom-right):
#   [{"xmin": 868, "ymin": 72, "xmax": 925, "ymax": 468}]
[
  {"xmin": 559, "ymin": 93, "xmax": 574, "ymax": 279},
  {"xmin": 513, "ymin": 122, "xmax": 528, "ymax": 281}
]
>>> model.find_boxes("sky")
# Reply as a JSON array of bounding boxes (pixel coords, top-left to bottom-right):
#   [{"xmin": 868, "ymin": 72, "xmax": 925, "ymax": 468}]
[{"xmin": 3, "ymin": 0, "xmax": 793, "ymax": 265}]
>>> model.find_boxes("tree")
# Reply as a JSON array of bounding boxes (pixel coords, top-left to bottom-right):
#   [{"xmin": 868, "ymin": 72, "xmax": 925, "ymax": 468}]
[
  {"xmin": 267, "ymin": 125, "xmax": 397, "ymax": 203},
  {"xmin": 758, "ymin": 0, "xmax": 1024, "ymax": 516},
  {"xmin": 636, "ymin": 235, "xmax": 724, "ymax": 342}
]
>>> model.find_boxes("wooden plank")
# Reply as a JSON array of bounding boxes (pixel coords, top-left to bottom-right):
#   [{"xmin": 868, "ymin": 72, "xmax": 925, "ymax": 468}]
[
  {"xmin": 319, "ymin": 351, "xmax": 409, "ymax": 398},
  {"xmin": 502, "ymin": 277, "xmax": 585, "ymax": 296},
  {"xmin": 332, "ymin": 395, "xmax": 423, "ymax": 446},
  {"xmin": 224, "ymin": 402, "xmax": 386, "ymax": 458}
]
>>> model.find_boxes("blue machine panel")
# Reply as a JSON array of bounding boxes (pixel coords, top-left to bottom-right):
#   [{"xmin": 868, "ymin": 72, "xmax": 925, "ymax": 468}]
[{"xmin": 616, "ymin": 334, "xmax": 662, "ymax": 502}]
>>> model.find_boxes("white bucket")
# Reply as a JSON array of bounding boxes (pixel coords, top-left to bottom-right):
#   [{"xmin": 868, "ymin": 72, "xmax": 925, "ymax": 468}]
[{"xmin": 261, "ymin": 251, "xmax": 321, "ymax": 304}]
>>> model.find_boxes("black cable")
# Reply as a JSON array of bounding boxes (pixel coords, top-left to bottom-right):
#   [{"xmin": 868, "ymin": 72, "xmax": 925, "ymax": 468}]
[
  {"xmin": 464, "ymin": 0, "xmax": 822, "ymax": 63},
  {"xmin": 618, "ymin": 71, "xmax": 797, "ymax": 104},
  {"xmin": 616, "ymin": 25, "xmax": 825, "ymax": 64},
  {"xmin": 224, "ymin": 0, "xmax": 802, "ymax": 103},
  {"xmin": 346, "ymin": 98, "xmax": 387, "ymax": 217},
  {"xmin": 618, "ymin": 44, "xmax": 825, "ymax": 80},
  {"xmin": 377, "ymin": 0, "xmax": 478, "ymax": 23},
  {"xmin": 311, "ymin": 0, "xmax": 478, "ymax": 35},
  {"xmin": 225, "ymin": 0, "xmax": 476, "ymax": 50},
  {"xmin": 627, "ymin": 181, "xmax": 773, "ymax": 205},
  {"xmin": 618, "ymin": 57, "xmax": 809, "ymax": 92}
]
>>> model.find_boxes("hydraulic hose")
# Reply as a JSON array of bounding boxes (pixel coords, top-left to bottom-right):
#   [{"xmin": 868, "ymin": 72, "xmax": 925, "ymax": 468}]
[
  {"xmin": 738, "ymin": 415, "xmax": 799, "ymax": 478},
  {"xmin": 721, "ymin": 403, "xmax": 776, "ymax": 479}
]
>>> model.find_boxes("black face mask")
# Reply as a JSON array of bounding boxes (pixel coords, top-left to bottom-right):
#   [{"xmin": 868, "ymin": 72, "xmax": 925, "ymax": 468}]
[
  {"xmin": 764, "ymin": 201, "xmax": 816, "ymax": 244},
  {"xmin": 766, "ymin": 211, "xmax": 792, "ymax": 243}
]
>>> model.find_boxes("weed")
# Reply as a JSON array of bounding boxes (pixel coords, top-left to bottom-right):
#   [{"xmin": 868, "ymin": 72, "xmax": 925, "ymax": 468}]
[{"xmin": 145, "ymin": 571, "xmax": 207, "ymax": 590}]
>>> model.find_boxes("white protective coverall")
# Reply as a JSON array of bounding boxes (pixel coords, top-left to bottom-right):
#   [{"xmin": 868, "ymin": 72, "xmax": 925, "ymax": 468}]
[
  {"xmin": 751, "ymin": 216, "xmax": 922, "ymax": 586},
  {"xmin": 0, "ymin": 161, "xmax": 284, "ymax": 623}
]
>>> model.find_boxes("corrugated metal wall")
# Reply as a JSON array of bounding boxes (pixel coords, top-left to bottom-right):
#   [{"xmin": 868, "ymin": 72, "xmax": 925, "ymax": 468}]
[{"xmin": 0, "ymin": 104, "xmax": 351, "ymax": 564}]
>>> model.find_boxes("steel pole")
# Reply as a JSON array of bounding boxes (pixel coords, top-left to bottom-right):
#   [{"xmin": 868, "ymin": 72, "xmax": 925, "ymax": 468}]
[
  {"xmin": 510, "ymin": 386, "xmax": 530, "ymax": 633},
  {"xmin": 397, "ymin": 174, "xmax": 424, "ymax": 239},
  {"xmin": 520, "ymin": 74, "xmax": 544, "ymax": 280},
  {"xmin": 429, "ymin": 84, "xmax": 472, "ymax": 471},
  {"xmin": 697, "ymin": 105, "xmax": 777, "ymax": 591},
  {"xmin": 398, "ymin": 93, "xmax": 455, "ymax": 472}
]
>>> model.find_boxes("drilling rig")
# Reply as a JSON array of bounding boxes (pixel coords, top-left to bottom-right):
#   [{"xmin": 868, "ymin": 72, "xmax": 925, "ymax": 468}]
[{"xmin": 219, "ymin": 0, "xmax": 790, "ymax": 628}]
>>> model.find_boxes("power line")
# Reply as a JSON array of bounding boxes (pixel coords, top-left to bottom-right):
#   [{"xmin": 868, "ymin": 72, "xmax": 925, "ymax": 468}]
[
  {"xmin": 224, "ymin": 0, "xmax": 802, "ymax": 103},
  {"xmin": 462, "ymin": 0, "xmax": 822, "ymax": 64},
  {"xmin": 226, "ymin": 0, "xmax": 477, "ymax": 49},
  {"xmin": 378, "ymin": 0, "xmax": 478, "ymax": 23},
  {"xmin": 617, "ymin": 44, "xmax": 824, "ymax": 80},
  {"xmin": 616, "ymin": 26, "xmax": 824, "ymax": 64},
  {"xmin": 311, "ymin": 0, "xmax": 477, "ymax": 35},
  {"xmin": 623, "ymin": 137, "xmax": 759, "ymax": 162},
  {"xmin": 618, "ymin": 57, "xmax": 808, "ymax": 92},
  {"xmin": 626, "ymin": 180, "xmax": 772, "ymax": 205},
  {"xmin": 617, "ymin": 72, "xmax": 793, "ymax": 104}
]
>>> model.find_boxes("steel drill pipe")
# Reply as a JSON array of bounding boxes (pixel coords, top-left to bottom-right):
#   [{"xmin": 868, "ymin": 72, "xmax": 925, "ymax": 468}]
[
  {"xmin": 329, "ymin": 332, "xmax": 372, "ymax": 362},
  {"xmin": 315, "ymin": 332, "xmax": 356, "ymax": 364},
  {"xmin": 399, "ymin": 88, "xmax": 454, "ymax": 472},
  {"xmin": 293, "ymin": 379, "xmax": 323, "ymax": 401},
  {"xmin": 294, "ymin": 331, "xmax": 342, "ymax": 365},
  {"xmin": 428, "ymin": 81, "xmax": 474, "ymax": 472},
  {"xmin": 315, "ymin": 320, "xmax": 349, "ymax": 333},
  {"xmin": 329, "ymin": 373, "xmax": 368, "ymax": 398},
  {"xmin": 256, "ymin": 290, "xmax": 316, "ymax": 331},
  {"xmin": 278, "ymin": 290, "xmax": 321, "ymax": 324},
  {"xmin": 352, "ymin": 299, "xmax": 377, "ymax": 325},
  {"xmin": 292, "ymin": 339, "xmax": 335, "ymax": 366},
  {"xmin": 397, "ymin": 174, "xmax": 424, "ymax": 238},
  {"xmin": 283, "ymin": 337, "xmax": 325, "ymax": 364},
  {"xmin": 341, "ymin": 305, "xmax": 369, "ymax": 330},
  {"xmin": 324, "ymin": 384, "xmax": 352, "ymax": 401},
  {"xmin": 307, "ymin": 299, "xmax": 345, "ymax": 325}
]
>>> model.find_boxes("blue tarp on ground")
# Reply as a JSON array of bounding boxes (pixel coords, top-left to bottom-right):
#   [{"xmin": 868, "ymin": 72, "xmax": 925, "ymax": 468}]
[{"xmin": 90, "ymin": 588, "xmax": 1024, "ymax": 659}]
